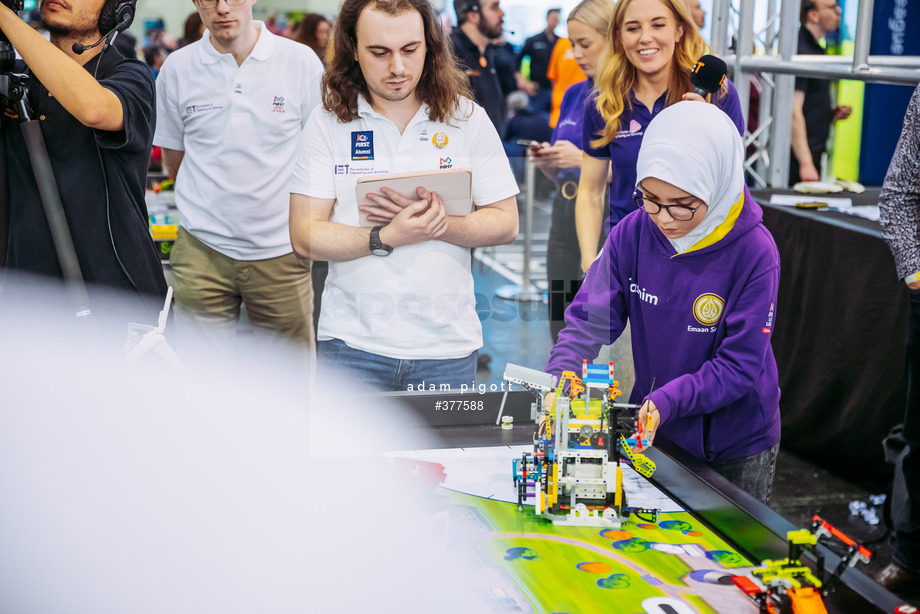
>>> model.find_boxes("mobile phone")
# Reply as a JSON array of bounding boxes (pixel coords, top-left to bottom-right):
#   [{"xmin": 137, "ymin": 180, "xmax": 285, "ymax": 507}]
[{"xmin": 516, "ymin": 139, "xmax": 544, "ymax": 149}]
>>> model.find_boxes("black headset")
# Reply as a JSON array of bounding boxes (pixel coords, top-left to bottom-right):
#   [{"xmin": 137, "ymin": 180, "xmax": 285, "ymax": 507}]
[
  {"xmin": 98, "ymin": 0, "xmax": 137, "ymax": 36},
  {"xmin": 454, "ymin": 0, "xmax": 481, "ymax": 24}
]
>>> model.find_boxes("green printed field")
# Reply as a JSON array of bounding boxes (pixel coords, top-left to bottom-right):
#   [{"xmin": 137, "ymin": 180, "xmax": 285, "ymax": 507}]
[{"xmin": 443, "ymin": 490, "xmax": 759, "ymax": 614}]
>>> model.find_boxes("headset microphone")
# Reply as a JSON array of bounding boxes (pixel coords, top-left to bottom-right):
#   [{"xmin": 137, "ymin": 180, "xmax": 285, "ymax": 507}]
[
  {"xmin": 72, "ymin": 9, "xmax": 132, "ymax": 55},
  {"xmin": 72, "ymin": 37, "xmax": 106, "ymax": 55},
  {"xmin": 690, "ymin": 54, "xmax": 727, "ymax": 98}
]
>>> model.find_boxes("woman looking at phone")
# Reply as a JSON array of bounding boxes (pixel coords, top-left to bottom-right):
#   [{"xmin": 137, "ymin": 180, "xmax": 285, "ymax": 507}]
[{"xmin": 529, "ymin": 0, "xmax": 614, "ymax": 342}]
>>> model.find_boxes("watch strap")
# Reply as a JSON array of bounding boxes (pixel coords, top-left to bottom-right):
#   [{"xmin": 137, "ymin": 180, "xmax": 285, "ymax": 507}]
[{"xmin": 369, "ymin": 225, "xmax": 392, "ymax": 255}]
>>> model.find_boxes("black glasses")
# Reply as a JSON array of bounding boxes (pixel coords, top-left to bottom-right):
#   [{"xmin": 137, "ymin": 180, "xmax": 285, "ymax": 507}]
[
  {"xmin": 196, "ymin": 0, "xmax": 247, "ymax": 8},
  {"xmin": 634, "ymin": 191, "xmax": 704, "ymax": 221}
]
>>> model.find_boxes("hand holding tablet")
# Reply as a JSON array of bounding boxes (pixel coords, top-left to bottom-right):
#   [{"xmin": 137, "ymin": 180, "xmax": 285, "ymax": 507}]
[
  {"xmin": 375, "ymin": 188, "xmax": 450, "ymax": 248},
  {"xmin": 356, "ymin": 167, "xmax": 473, "ymax": 227}
]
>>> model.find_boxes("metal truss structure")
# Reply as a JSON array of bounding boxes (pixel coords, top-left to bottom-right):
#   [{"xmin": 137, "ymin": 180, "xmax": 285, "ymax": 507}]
[{"xmin": 709, "ymin": 0, "xmax": 920, "ymax": 187}]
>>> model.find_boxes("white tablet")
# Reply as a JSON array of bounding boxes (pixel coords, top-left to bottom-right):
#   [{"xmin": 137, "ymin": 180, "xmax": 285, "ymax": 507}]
[{"xmin": 355, "ymin": 167, "xmax": 473, "ymax": 227}]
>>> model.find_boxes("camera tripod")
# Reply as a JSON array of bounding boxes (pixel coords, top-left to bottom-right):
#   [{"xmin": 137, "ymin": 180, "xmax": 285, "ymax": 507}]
[{"xmin": 1, "ymin": 35, "xmax": 92, "ymax": 317}]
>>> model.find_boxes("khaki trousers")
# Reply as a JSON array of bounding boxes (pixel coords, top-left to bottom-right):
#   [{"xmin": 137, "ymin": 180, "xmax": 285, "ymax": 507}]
[{"xmin": 170, "ymin": 227, "xmax": 314, "ymax": 352}]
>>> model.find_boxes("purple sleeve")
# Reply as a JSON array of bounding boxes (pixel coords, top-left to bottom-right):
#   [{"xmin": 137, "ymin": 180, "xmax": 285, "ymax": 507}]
[
  {"xmin": 714, "ymin": 79, "xmax": 745, "ymax": 137},
  {"xmin": 650, "ymin": 232, "xmax": 779, "ymax": 425},
  {"xmin": 551, "ymin": 81, "xmax": 585, "ymax": 146},
  {"xmin": 582, "ymin": 95, "xmax": 610, "ymax": 159},
  {"xmin": 546, "ymin": 232, "xmax": 629, "ymax": 377}
]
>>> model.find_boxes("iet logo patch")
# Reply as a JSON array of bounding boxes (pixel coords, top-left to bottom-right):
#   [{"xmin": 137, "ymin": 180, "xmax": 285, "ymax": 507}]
[{"xmin": 351, "ymin": 131, "xmax": 374, "ymax": 160}]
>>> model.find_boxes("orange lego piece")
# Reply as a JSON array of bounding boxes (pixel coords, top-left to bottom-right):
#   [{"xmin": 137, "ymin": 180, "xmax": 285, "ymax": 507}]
[{"xmin": 788, "ymin": 587, "xmax": 828, "ymax": 614}]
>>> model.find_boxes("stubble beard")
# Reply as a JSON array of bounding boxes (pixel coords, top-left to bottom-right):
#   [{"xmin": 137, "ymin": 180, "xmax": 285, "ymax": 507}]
[
  {"xmin": 370, "ymin": 77, "xmax": 417, "ymax": 103},
  {"xmin": 42, "ymin": 12, "xmax": 99, "ymax": 40},
  {"xmin": 478, "ymin": 19, "xmax": 502, "ymax": 40}
]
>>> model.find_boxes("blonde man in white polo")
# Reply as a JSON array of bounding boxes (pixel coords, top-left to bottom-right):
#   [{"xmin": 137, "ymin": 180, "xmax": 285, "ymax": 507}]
[
  {"xmin": 289, "ymin": 0, "xmax": 519, "ymax": 391},
  {"xmin": 154, "ymin": 0, "xmax": 323, "ymax": 351}
]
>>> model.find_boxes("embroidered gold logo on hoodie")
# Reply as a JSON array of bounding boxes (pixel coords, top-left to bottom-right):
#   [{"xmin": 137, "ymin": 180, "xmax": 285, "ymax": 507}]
[{"xmin": 693, "ymin": 293, "xmax": 724, "ymax": 325}]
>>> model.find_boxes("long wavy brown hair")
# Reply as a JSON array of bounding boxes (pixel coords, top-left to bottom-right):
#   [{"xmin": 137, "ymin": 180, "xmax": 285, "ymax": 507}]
[
  {"xmin": 323, "ymin": 0, "xmax": 472, "ymax": 124},
  {"xmin": 591, "ymin": 0, "xmax": 710, "ymax": 148},
  {"xmin": 292, "ymin": 13, "xmax": 330, "ymax": 63}
]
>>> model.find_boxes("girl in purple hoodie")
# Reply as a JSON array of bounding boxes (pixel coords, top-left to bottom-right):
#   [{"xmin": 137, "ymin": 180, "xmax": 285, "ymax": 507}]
[{"xmin": 546, "ymin": 101, "xmax": 781, "ymax": 504}]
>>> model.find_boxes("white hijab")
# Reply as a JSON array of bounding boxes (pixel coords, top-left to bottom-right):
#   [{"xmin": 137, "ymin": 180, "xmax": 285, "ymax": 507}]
[{"xmin": 635, "ymin": 101, "xmax": 745, "ymax": 254}]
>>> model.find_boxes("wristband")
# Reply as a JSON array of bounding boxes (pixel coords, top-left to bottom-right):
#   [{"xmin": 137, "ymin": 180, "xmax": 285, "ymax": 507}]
[{"xmin": 905, "ymin": 272, "xmax": 920, "ymax": 285}]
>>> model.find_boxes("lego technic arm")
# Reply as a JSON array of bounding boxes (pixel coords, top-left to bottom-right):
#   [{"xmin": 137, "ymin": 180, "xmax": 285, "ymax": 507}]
[{"xmin": 496, "ymin": 364, "xmax": 557, "ymax": 425}]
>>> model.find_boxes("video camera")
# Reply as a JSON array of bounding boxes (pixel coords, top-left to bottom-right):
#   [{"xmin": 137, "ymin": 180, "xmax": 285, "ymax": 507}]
[
  {"xmin": 1, "ymin": 0, "xmax": 24, "ymax": 37},
  {"xmin": 1, "ymin": 0, "xmax": 25, "ymax": 112},
  {"xmin": 1, "ymin": 0, "xmax": 25, "ymax": 74}
]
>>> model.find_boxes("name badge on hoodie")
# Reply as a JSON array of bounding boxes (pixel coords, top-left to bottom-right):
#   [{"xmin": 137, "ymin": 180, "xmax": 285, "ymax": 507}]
[{"xmin": 352, "ymin": 131, "xmax": 374, "ymax": 160}]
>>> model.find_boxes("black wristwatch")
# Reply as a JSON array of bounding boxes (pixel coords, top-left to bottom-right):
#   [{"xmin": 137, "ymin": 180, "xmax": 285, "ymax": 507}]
[{"xmin": 369, "ymin": 225, "xmax": 393, "ymax": 257}]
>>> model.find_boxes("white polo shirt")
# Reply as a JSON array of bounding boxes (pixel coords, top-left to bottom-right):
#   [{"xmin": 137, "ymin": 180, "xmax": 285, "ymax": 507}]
[
  {"xmin": 154, "ymin": 22, "xmax": 323, "ymax": 260},
  {"xmin": 290, "ymin": 96, "xmax": 519, "ymax": 360}
]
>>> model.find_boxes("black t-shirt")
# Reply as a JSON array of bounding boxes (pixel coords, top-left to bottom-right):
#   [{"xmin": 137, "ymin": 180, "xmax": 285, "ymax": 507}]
[
  {"xmin": 450, "ymin": 28, "xmax": 506, "ymax": 132},
  {"xmin": 517, "ymin": 31, "xmax": 555, "ymax": 90},
  {"xmin": 1, "ymin": 47, "xmax": 167, "ymax": 314},
  {"xmin": 491, "ymin": 41, "xmax": 518, "ymax": 97},
  {"xmin": 794, "ymin": 28, "xmax": 834, "ymax": 153},
  {"xmin": 502, "ymin": 108, "xmax": 553, "ymax": 144}
]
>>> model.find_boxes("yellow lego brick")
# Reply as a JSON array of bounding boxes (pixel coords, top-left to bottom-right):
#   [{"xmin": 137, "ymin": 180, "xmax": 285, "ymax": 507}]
[
  {"xmin": 150, "ymin": 224, "xmax": 178, "ymax": 240},
  {"xmin": 548, "ymin": 463, "xmax": 559, "ymax": 508},
  {"xmin": 787, "ymin": 529, "xmax": 818, "ymax": 546}
]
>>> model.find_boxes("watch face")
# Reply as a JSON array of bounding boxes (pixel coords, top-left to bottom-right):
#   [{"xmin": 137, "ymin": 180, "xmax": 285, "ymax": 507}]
[{"xmin": 372, "ymin": 247, "xmax": 391, "ymax": 257}]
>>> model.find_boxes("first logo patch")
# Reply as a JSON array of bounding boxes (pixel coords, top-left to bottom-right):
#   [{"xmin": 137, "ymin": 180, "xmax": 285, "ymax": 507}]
[{"xmin": 352, "ymin": 131, "xmax": 374, "ymax": 160}]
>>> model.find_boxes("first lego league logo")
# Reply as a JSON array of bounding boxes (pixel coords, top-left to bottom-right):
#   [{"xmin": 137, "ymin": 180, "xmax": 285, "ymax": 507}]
[{"xmin": 352, "ymin": 131, "xmax": 374, "ymax": 160}]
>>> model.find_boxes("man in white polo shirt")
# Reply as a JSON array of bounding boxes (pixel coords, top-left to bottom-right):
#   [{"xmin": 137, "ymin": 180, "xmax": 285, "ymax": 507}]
[
  {"xmin": 289, "ymin": 0, "xmax": 519, "ymax": 391},
  {"xmin": 154, "ymin": 0, "xmax": 323, "ymax": 351}
]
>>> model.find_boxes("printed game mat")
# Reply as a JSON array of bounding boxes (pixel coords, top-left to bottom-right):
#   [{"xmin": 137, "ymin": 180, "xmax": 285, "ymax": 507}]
[{"xmin": 391, "ymin": 445, "xmax": 762, "ymax": 614}]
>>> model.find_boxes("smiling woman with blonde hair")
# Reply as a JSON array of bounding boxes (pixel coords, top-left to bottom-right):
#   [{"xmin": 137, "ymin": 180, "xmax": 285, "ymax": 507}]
[{"xmin": 574, "ymin": 0, "xmax": 744, "ymax": 275}]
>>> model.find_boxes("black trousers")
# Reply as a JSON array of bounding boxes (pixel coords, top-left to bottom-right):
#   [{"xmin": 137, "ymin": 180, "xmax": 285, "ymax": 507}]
[
  {"xmin": 546, "ymin": 180, "xmax": 582, "ymax": 343},
  {"xmin": 895, "ymin": 289, "xmax": 920, "ymax": 572},
  {"xmin": 546, "ymin": 179, "xmax": 609, "ymax": 343}
]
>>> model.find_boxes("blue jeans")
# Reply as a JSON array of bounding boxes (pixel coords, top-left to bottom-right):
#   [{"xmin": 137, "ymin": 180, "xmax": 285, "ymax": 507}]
[
  {"xmin": 317, "ymin": 338, "xmax": 477, "ymax": 392},
  {"xmin": 711, "ymin": 441, "xmax": 780, "ymax": 505}
]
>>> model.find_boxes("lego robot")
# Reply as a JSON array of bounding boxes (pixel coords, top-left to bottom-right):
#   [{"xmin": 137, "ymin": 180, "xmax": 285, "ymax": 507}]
[{"xmin": 510, "ymin": 360, "xmax": 659, "ymax": 527}]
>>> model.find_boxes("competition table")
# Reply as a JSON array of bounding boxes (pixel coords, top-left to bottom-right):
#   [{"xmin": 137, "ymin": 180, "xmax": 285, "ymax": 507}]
[
  {"xmin": 383, "ymin": 389, "xmax": 905, "ymax": 614},
  {"xmin": 751, "ymin": 188, "xmax": 908, "ymax": 486}
]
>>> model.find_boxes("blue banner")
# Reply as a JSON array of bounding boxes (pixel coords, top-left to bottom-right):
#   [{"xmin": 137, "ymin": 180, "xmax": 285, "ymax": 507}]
[{"xmin": 860, "ymin": 0, "xmax": 919, "ymax": 185}]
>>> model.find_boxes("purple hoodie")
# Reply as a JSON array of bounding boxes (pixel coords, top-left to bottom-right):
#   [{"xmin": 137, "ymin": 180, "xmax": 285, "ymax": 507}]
[{"xmin": 546, "ymin": 187, "xmax": 781, "ymax": 463}]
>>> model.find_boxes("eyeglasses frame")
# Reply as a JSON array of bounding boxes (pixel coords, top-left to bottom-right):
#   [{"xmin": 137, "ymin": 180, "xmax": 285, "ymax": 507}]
[{"xmin": 633, "ymin": 190, "xmax": 705, "ymax": 221}]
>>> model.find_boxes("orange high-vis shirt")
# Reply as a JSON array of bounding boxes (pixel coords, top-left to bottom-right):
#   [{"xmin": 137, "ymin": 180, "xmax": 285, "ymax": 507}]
[{"xmin": 546, "ymin": 38, "xmax": 586, "ymax": 128}]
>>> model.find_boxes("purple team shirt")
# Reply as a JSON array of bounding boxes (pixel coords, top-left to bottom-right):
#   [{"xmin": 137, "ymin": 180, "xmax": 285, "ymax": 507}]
[
  {"xmin": 583, "ymin": 79, "xmax": 745, "ymax": 230},
  {"xmin": 546, "ymin": 188, "xmax": 781, "ymax": 464}
]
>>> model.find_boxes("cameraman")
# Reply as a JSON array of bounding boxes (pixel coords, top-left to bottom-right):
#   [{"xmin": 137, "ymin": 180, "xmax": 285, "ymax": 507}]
[{"xmin": 0, "ymin": 0, "xmax": 166, "ymax": 317}]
